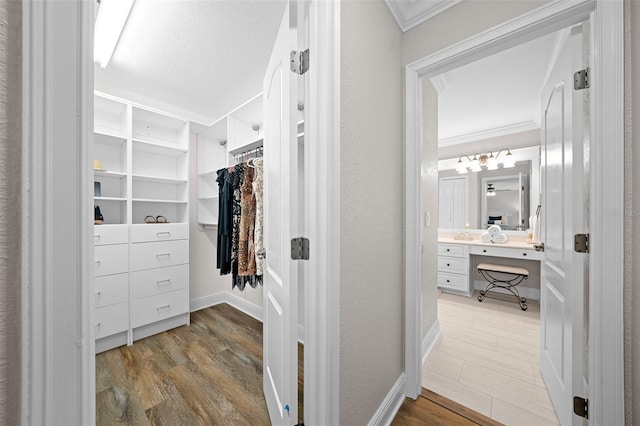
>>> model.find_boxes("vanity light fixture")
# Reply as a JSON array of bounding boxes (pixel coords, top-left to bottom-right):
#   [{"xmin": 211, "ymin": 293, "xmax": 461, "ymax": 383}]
[
  {"xmin": 456, "ymin": 149, "xmax": 516, "ymax": 174},
  {"xmin": 94, "ymin": 0, "xmax": 135, "ymax": 68}
]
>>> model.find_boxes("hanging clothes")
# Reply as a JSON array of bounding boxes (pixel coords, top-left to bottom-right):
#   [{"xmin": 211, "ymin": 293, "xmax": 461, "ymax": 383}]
[
  {"xmin": 216, "ymin": 168, "xmax": 233, "ymax": 274},
  {"xmin": 253, "ymin": 160, "xmax": 264, "ymax": 279},
  {"xmin": 235, "ymin": 165, "xmax": 259, "ymax": 289},
  {"xmin": 215, "ymin": 156, "xmax": 264, "ymax": 291}
]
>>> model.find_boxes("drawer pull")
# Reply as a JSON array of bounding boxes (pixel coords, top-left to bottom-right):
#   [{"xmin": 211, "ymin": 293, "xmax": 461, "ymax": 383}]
[
  {"xmin": 95, "ymin": 291, "xmax": 101, "ymax": 297},
  {"xmin": 446, "ymin": 263, "xmax": 450, "ymax": 267},
  {"xmin": 156, "ymin": 304, "xmax": 171, "ymax": 311},
  {"xmin": 94, "ymin": 260, "xmax": 101, "ymax": 264},
  {"xmin": 446, "ymin": 248, "xmax": 450, "ymax": 252},
  {"xmin": 483, "ymin": 249, "xmax": 487, "ymax": 253},
  {"xmin": 156, "ymin": 253, "xmax": 171, "ymax": 257},
  {"xmin": 95, "ymin": 322, "xmax": 101, "ymax": 328},
  {"xmin": 446, "ymin": 279, "xmax": 450, "ymax": 283},
  {"xmin": 156, "ymin": 279, "xmax": 171, "ymax": 286},
  {"xmin": 156, "ymin": 231, "xmax": 171, "ymax": 236},
  {"xmin": 94, "ymin": 235, "xmax": 101, "ymax": 240}
]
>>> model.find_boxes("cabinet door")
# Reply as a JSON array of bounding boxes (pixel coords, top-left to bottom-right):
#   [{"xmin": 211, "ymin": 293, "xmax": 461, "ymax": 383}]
[
  {"xmin": 439, "ymin": 179, "xmax": 453, "ymax": 228},
  {"xmin": 452, "ymin": 177, "xmax": 468, "ymax": 228}
]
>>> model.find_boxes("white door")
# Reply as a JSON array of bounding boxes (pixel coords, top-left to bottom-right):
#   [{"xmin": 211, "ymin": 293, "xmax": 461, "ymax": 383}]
[
  {"xmin": 262, "ymin": 2, "xmax": 300, "ymax": 425},
  {"xmin": 539, "ymin": 25, "xmax": 587, "ymax": 426}
]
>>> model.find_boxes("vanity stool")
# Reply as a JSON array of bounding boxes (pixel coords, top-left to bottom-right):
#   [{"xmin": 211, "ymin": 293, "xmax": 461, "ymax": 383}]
[{"xmin": 477, "ymin": 263, "xmax": 529, "ymax": 311}]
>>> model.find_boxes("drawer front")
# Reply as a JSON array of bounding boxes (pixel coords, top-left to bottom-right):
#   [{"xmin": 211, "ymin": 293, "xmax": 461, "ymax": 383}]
[
  {"xmin": 131, "ymin": 223, "xmax": 189, "ymax": 243},
  {"xmin": 94, "ymin": 224, "xmax": 129, "ymax": 246},
  {"xmin": 95, "ymin": 273, "xmax": 129, "ymax": 308},
  {"xmin": 437, "ymin": 256, "xmax": 468, "ymax": 274},
  {"xmin": 94, "ymin": 244, "xmax": 129, "ymax": 277},
  {"xmin": 438, "ymin": 272, "xmax": 469, "ymax": 292},
  {"xmin": 132, "ymin": 288, "xmax": 189, "ymax": 328},
  {"xmin": 470, "ymin": 245, "xmax": 541, "ymax": 261},
  {"xmin": 95, "ymin": 302, "xmax": 129, "ymax": 339},
  {"xmin": 131, "ymin": 240, "xmax": 189, "ymax": 271},
  {"xmin": 132, "ymin": 264, "xmax": 189, "ymax": 300},
  {"xmin": 438, "ymin": 244, "xmax": 468, "ymax": 257}
]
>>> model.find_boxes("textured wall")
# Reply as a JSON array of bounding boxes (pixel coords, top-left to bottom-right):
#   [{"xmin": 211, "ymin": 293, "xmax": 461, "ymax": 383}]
[
  {"xmin": 422, "ymin": 80, "xmax": 439, "ymax": 339},
  {"xmin": 340, "ymin": 0, "xmax": 404, "ymax": 423},
  {"xmin": 0, "ymin": 1, "xmax": 21, "ymax": 425},
  {"xmin": 625, "ymin": 0, "xmax": 639, "ymax": 423}
]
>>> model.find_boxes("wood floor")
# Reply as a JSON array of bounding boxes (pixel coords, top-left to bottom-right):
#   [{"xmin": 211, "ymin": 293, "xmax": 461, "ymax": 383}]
[
  {"xmin": 421, "ymin": 291, "xmax": 559, "ymax": 426},
  {"xmin": 96, "ymin": 303, "xmax": 304, "ymax": 425},
  {"xmin": 393, "ymin": 388, "xmax": 503, "ymax": 426}
]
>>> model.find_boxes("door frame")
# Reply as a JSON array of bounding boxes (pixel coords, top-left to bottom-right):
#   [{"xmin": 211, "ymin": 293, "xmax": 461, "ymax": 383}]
[
  {"xmin": 404, "ymin": 1, "xmax": 624, "ymax": 424},
  {"xmin": 20, "ymin": 0, "xmax": 341, "ymax": 424}
]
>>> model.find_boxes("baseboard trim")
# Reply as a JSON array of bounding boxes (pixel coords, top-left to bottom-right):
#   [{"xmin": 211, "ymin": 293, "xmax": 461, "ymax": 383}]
[
  {"xmin": 367, "ymin": 373, "xmax": 406, "ymax": 426},
  {"xmin": 191, "ymin": 292, "xmax": 264, "ymax": 322},
  {"xmin": 422, "ymin": 320, "xmax": 442, "ymax": 365},
  {"xmin": 473, "ymin": 280, "xmax": 540, "ymax": 301}
]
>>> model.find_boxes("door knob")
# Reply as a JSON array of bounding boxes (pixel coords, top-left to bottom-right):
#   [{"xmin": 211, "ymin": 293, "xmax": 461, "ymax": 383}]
[{"xmin": 534, "ymin": 242, "xmax": 545, "ymax": 252}]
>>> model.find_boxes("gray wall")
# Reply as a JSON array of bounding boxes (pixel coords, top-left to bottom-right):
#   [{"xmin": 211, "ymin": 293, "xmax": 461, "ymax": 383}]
[
  {"xmin": 0, "ymin": 2, "xmax": 21, "ymax": 425},
  {"xmin": 625, "ymin": 0, "xmax": 640, "ymax": 423},
  {"xmin": 340, "ymin": 1, "xmax": 404, "ymax": 424},
  {"xmin": 422, "ymin": 81, "xmax": 439, "ymax": 341}
]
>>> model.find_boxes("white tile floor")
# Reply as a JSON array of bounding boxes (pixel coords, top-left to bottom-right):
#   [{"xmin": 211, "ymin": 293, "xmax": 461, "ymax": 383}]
[{"xmin": 423, "ymin": 291, "xmax": 560, "ymax": 426}]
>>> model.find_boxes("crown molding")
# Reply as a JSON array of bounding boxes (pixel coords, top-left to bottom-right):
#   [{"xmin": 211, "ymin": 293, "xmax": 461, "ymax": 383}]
[
  {"xmin": 439, "ymin": 120, "xmax": 539, "ymax": 147},
  {"xmin": 385, "ymin": 0, "xmax": 462, "ymax": 32}
]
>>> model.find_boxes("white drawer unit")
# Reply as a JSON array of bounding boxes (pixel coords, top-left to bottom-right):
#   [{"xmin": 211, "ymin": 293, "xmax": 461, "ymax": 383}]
[
  {"xmin": 437, "ymin": 272, "xmax": 468, "ymax": 292},
  {"xmin": 437, "ymin": 256, "xmax": 469, "ymax": 274},
  {"xmin": 94, "ymin": 273, "xmax": 129, "ymax": 308},
  {"xmin": 94, "ymin": 224, "xmax": 129, "ymax": 246},
  {"xmin": 95, "ymin": 302, "xmax": 129, "ymax": 339},
  {"xmin": 437, "ymin": 243, "xmax": 471, "ymax": 295},
  {"xmin": 131, "ymin": 240, "xmax": 189, "ymax": 271},
  {"xmin": 131, "ymin": 223, "xmax": 189, "ymax": 243},
  {"xmin": 132, "ymin": 264, "xmax": 189, "ymax": 300},
  {"xmin": 469, "ymin": 244, "xmax": 541, "ymax": 261},
  {"xmin": 132, "ymin": 288, "xmax": 190, "ymax": 328},
  {"xmin": 94, "ymin": 244, "xmax": 129, "ymax": 277}
]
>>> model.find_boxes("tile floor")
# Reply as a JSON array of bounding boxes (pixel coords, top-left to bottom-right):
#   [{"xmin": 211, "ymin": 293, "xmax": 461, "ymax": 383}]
[{"xmin": 422, "ymin": 291, "xmax": 560, "ymax": 426}]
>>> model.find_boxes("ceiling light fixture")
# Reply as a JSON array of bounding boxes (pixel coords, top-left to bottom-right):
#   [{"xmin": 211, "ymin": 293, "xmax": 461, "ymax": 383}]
[
  {"xmin": 94, "ymin": 0, "xmax": 135, "ymax": 68},
  {"xmin": 455, "ymin": 149, "xmax": 516, "ymax": 174},
  {"xmin": 486, "ymin": 183, "xmax": 496, "ymax": 197}
]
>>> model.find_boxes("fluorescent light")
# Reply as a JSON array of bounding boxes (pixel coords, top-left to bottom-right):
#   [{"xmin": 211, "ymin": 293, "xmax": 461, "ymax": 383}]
[{"xmin": 94, "ymin": 0, "xmax": 135, "ymax": 68}]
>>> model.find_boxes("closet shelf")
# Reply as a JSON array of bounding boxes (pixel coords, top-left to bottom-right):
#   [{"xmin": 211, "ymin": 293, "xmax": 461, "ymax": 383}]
[
  {"xmin": 132, "ymin": 198, "xmax": 188, "ymax": 204},
  {"xmin": 132, "ymin": 174, "xmax": 187, "ymax": 184},
  {"xmin": 198, "ymin": 196, "xmax": 219, "ymax": 201},
  {"xmin": 94, "ymin": 170, "xmax": 127, "ymax": 179},
  {"xmin": 94, "ymin": 128, "xmax": 127, "ymax": 141},
  {"xmin": 228, "ymin": 136, "xmax": 263, "ymax": 155},
  {"xmin": 95, "ymin": 196, "xmax": 127, "ymax": 202},
  {"xmin": 132, "ymin": 139, "xmax": 188, "ymax": 157}
]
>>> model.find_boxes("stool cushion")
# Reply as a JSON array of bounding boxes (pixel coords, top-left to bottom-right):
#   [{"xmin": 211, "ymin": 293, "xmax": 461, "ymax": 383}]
[{"xmin": 477, "ymin": 262, "xmax": 529, "ymax": 276}]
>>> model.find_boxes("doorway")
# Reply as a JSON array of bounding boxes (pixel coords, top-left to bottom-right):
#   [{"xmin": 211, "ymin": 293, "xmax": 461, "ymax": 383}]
[{"xmin": 403, "ymin": 1, "xmax": 625, "ymax": 424}]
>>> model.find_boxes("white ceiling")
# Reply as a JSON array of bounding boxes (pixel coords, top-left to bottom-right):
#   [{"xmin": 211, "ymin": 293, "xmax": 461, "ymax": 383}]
[
  {"xmin": 95, "ymin": 0, "xmax": 286, "ymax": 125},
  {"xmin": 436, "ymin": 30, "xmax": 563, "ymax": 145}
]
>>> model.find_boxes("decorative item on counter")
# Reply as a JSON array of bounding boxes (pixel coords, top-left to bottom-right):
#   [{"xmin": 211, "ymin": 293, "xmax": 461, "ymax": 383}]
[
  {"xmin": 94, "ymin": 181, "xmax": 102, "ymax": 197},
  {"xmin": 94, "ymin": 205, "xmax": 104, "ymax": 225},
  {"xmin": 454, "ymin": 223, "xmax": 474, "ymax": 240},
  {"xmin": 529, "ymin": 205, "xmax": 541, "ymax": 244},
  {"xmin": 483, "ymin": 224, "xmax": 508, "ymax": 244}
]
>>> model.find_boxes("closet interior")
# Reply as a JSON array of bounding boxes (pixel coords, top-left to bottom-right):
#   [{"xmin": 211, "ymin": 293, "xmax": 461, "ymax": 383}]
[{"xmin": 92, "ymin": 1, "xmax": 305, "ymax": 421}]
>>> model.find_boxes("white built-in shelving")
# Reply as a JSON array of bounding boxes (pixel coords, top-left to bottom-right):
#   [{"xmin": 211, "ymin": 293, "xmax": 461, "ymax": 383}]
[
  {"xmin": 93, "ymin": 92, "xmax": 190, "ymax": 353},
  {"xmin": 196, "ymin": 94, "xmax": 264, "ymax": 227}
]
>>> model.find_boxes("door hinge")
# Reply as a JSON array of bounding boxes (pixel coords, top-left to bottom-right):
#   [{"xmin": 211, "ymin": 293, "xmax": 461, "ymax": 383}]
[
  {"xmin": 291, "ymin": 237, "xmax": 309, "ymax": 260},
  {"xmin": 290, "ymin": 49, "xmax": 310, "ymax": 75},
  {"xmin": 574, "ymin": 233, "xmax": 589, "ymax": 253},
  {"xmin": 574, "ymin": 68, "xmax": 590, "ymax": 90},
  {"xmin": 573, "ymin": 396, "xmax": 589, "ymax": 419}
]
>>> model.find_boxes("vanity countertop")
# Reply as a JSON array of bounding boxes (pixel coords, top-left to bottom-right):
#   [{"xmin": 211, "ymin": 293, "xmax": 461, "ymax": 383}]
[{"xmin": 438, "ymin": 236, "xmax": 537, "ymax": 250}]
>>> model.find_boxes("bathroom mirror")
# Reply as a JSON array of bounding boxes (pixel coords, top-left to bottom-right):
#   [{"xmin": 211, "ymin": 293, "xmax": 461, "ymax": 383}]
[{"xmin": 438, "ymin": 158, "xmax": 538, "ymax": 232}]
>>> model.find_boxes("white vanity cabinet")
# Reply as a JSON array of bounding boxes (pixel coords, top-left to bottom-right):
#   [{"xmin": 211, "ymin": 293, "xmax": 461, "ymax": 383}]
[{"xmin": 437, "ymin": 243, "xmax": 471, "ymax": 295}]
